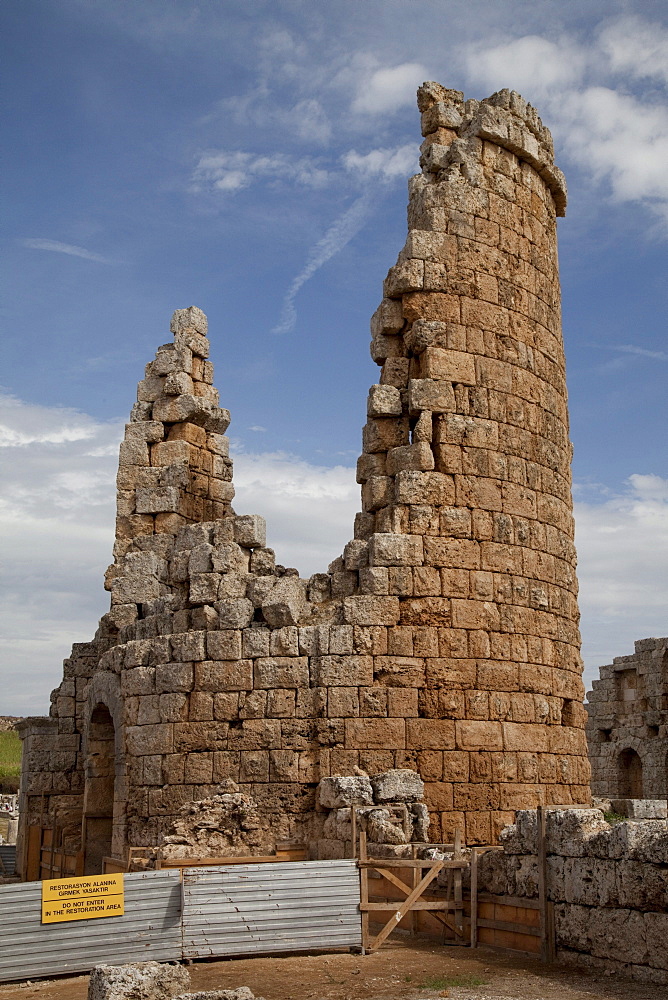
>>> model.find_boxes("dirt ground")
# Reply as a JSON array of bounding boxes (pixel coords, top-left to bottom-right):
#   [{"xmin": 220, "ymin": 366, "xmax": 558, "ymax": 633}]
[{"xmin": 0, "ymin": 939, "xmax": 665, "ymax": 1000}]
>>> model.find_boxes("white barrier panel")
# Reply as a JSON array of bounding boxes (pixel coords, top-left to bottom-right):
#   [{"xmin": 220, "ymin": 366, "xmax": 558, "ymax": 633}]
[
  {"xmin": 0, "ymin": 870, "xmax": 182, "ymax": 982},
  {"xmin": 182, "ymin": 859, "xmax": 362, "ymax": 958}
]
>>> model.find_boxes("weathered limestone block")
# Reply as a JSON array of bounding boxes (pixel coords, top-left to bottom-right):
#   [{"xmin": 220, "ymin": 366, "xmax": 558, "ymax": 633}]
[
  {"xmin": 367, "ymin": 384, "xmax": 402, "ymax": 417},
  {"xmin": 170, "ymin": 306, "xmax": 208, "ymax": 336},
  {"xmin": 261, "ymin": 577, "xmax": 308, "ymax": 627},
  {"xmin": 372, "ymin": 768, "xmax": 425, "ymax": 803},
  {"xmin": 87, "ymin": 962, "xmax": 190, "ymax": 1000},
  {"xmin": 175, "ymin": 991, "xmax": 260, "ymax": 1000},
  {"xmin": 317, "ymin": 775, "xmax": 373, "ymax": 809},
  {"xmin": 546, "ymin": 808, "xmax": 609, "ymax": 857},
  {"xmin": 611, "ymin": 799, "xmax": 667, "ymax": 820},
  {"xmin": 367, "ymin": 807, "xmax": 408, "ymax": 844}
]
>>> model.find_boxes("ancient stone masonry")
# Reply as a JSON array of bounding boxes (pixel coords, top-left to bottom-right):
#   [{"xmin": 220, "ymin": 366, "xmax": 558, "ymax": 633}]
[
  {"xmin": 586, "ymin": 636, "xmax": 668, "ymax": 800},
  {"xmin": 17, "ymin": 83, "xmax": 590, "ymax": 876},
  {"xmin": 478, "ymin": 808, "xmax": 668, "ymax": 984}
]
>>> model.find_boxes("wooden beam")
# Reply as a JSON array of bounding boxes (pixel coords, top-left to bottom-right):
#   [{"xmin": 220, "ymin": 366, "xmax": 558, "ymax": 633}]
[{"xmin": 368, "ymin": 863, "xmax": 443, "ymax": 952}]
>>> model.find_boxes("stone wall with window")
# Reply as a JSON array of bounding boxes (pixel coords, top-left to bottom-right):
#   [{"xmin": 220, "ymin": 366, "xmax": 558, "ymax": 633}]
[{"xmin": 586, "ymin": 637, "xmax": 668, "ymax": 799}]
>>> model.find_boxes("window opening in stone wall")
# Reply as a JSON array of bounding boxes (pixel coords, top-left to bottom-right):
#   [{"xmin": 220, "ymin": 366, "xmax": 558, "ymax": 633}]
[
  {"xmin": 615, "ymin": 669, "xmax": 638, "ymax": 708},
  {"xmin": 618, "ymin": 747, "xmax": 643, "ymax": 799},
  {"xmin": 83, "ymin": 703, "xmax": 116, "ymax": 875}
]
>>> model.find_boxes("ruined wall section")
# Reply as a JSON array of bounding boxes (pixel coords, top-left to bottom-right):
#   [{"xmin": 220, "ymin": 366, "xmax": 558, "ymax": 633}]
[
  {"xmin": 586, "ymin": 637, "xmax": 668, "ymax": 799},
  {"xmin": 20, "ymin": 85, "xmax": 591, "ymax": 868},
  {"xmin": 478, "ymin": 808, "xmax": 668, "ymax": 985}
]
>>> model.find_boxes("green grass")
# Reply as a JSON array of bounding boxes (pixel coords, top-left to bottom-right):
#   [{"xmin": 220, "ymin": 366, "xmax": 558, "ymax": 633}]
[
  {"xmin": 603, "ymin": 810, "xmax": 626, "ymax": 825},
  {"xmin": 0, "ymin": 730, "xmax": 21, "ymax": 790},
  {"xmin": 419, "ymin": 973, "xmax": 489, "ymax": 989}
]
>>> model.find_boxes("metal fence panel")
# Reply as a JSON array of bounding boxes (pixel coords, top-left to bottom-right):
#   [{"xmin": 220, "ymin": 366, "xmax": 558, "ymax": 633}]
[
  {"xmin": 0, "ymin": 845, "xmax": 16, "ymax": 875},
  {"xmin": 0, "ymin": 870, "xmax": 182, "ymax": 982},
  {"xmin": 182, "ymin": 860, "xmax": 361, "ymax": 958}
]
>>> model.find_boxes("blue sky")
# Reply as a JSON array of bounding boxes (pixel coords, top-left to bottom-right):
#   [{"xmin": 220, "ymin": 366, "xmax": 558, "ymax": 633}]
[{"xmin": 1, "ymin": 0, "xmax": 667, "ymax": 714}]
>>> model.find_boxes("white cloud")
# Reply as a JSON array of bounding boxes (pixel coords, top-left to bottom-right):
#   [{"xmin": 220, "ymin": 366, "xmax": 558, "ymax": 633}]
[
  {"xmin": 0, "ymin": 395, "xmax": 359, "ymax": 715},
  {"xmin": 233, "ymin": 450, "xmax": 358, "ymax": 575},
  {"xmin": 272, "ymin": 192, "xmax": 377, "ymax": 334},
  {"xmin": 0, "ymin": 393, "xmax": 103, "ymax": 447},
  {"xmin": 613, "ymin": 344, "xmax": 668, "ymax": 362},
  {"xmin": 191, "ymin": 150, "xmax": 330, "ymax": 195},
  {"xmin": 352, "ymin": 62, "xmax": 428, "ymax": 114},
  {"xmin": 598, "ymin": 16, "xmax": 668, "ymax": 85},
  {"xmin": 343, "ymin": 143, "xmax": 418, "ymax": 180},
  {"xmin": 575, "ymin": 475, "xmax": 668, "ymax": 691},
  {"xmin": 268, "ymin": 142, "xmax": 418, "ymax": 334},
  {"xmin": 464, "ymin": 23, "xmax": 668, "ymax": 229},
  {"xmin": 560, "ymin": 87, "xmax": 668, "ymax": 209},
  {"xmin": 0, "ymin": 395, "xmax": 122, "ymax": 716},
  {"xmin": 20, "ymin": 238, "xmax": 114, "ymax": 263},
  {"xmin": 464, "ymin": 35, "xmax": 586, "ymax": 98}
]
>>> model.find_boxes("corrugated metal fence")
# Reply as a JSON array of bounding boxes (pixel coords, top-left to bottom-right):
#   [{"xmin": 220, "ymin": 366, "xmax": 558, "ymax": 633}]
[
  {"xmin": 0, "ymin": 860, "xmax": 361, "ymax": 983},
  {"xmin": 0, "ymin": 844, "xmax": 16, "ymax": 875},
  {"xmin": 182, "ymin": 860, "xmax": 361, "ymax": 958},
  {"xmin": 0, "ymin": 870, "xmax": 183, "ymax": 982}
]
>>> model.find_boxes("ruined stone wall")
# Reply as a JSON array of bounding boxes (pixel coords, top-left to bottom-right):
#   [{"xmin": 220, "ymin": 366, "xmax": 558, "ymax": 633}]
[
  {"xmin": 586, "ymin": 637, "xmax": 668, "ymax": 799},
  {"xmin": 18, "ymin": 83, "xmax": 590, "ymax": 874},
  {"xmin": 478, "ymin": 807, "xmax": 668, "ymax": 985}
]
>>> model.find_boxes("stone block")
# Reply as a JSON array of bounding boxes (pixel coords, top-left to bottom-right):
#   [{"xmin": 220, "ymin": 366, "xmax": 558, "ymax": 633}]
[
  {"xmin": 372, "ymin": 768, "xmax": 424, "ymax": 803},
  {"xmin": 206, "ymin": 630, "xmax": 242, "ymax": 661},
  {"xmin": 344, "ymin": 718, "xmax": 406, "ymax": 750},
  {"xmin": 370, "ymin": 297, "xmax": 404, "ymax": 336},
  {"xmin": 311, "ymin": 654, "xmax": 373, "ymax": 687},
  {"xmin": 342, "ymin": 596, "xmax": 401, "ymax": 626},
  {"xmin": 367, "ymin": 383, "xmax": 402, "ymax": 417},
  {"xmin": 171, "ymin": 306, "xmax": 207, "ymax": 335},
  {"xmin": 386, "ymin": 442, "xmax": 434, "ymax": 474},
  {"xmin": 233, "ymin": 515, "xmax": 266, "ymax": 548},
  {"xmin": 261, "ymin": 577, "xmax": 308, "ymax": 627},
  {"xmin": 318, "ymin": 775, "xmax": 373, "ymax": 809},
  {"xmin": 610, "ymin": 799, "xmax": 667, "ymax": 820},
  {"xmin": 174, "ymin": 990, "xmax": 259, "ymax": 999},
  {"xmin": 135, "ymin": 487, "xmax": 181, "ymax": 514},
  {"xmin": 394, "ymin": 470, "xmax": 455, "ymax": 505},
  {"xmin": 215, "ymin": 598, "xmax": 254, "ymax": 629},
  {"xmin": 368, "ymin": 533, "xmax": 423, "ymax": 567},
  {"xmin": 254, "ymin": 657, "xmax": 309, "ymax": 689},
  {"xmin": 406, "ymin": 719, "xmax": 455, "ymax": 750},
  {"xmin": 88, "ymin": 962, "xmax": 190, "ymax": 1000},
  {"xmin": 126, "ymin": 724, "xmax": 174, "ymax": 756},
  {"xmin": 456, "ymin": 720, "xmax": 503, "ymax": 751},
  {"xmin": 195, "ymin": 660, "xmax": 253, "ymax": 691},
  {"xmin": 155, "ymin": 663, "xmax": 194, "ymax": 693},
  {"xmin": 408, "ymin": 378, "xmax": 456, "ymax": 414},
  {"xmin": 421, "ymin": 347, "xmax": 476, "ymax": 384}
]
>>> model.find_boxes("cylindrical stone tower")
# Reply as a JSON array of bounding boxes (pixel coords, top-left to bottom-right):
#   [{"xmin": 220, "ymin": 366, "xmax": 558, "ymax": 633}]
[
  {"xmin": 17, "ymin": 85, "xmax": 592, "ymax": 878},
  {"xmin": 354, "ymin": 83, "xmax": 590, "ymax": 842}
]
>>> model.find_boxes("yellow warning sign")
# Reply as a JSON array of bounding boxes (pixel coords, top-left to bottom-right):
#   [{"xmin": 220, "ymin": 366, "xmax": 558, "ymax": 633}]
[{"xmin": 41, "ymin": 873, "xmax": 124, "ymax": 923}]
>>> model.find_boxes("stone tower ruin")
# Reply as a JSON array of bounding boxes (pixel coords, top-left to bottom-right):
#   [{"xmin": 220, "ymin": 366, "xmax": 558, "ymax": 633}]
[{"xmin": 17, "ymin": 83, "xmax": 590, "ymax": 877}]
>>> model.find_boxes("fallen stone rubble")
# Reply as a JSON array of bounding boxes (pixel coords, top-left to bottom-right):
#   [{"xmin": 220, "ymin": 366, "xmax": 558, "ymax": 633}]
[
  {"xmin": 315, "ymin": 769, "xmax": 430, "ymax": 856},
  {"xmin": 87, "ymin": 962, "xmax": 190, "ymax": 1000},
  {"xmin": 160, "ymin": 779, "xmax": 275, "ymax": 860},
  {"xmin": 87, "ymin": 962, "xmax": 263, "ymax": 1000}
]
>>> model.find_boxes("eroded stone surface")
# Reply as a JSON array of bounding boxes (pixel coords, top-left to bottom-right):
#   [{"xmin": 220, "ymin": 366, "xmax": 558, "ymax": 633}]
[{"xmin": 88, "ymin": 962, "xmax": 190, "ymax": 1000}]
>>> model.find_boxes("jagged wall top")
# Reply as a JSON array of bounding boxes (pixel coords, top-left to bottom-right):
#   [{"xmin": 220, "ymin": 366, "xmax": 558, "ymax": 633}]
[{"xmin": 416, "ymin": 83, "xmax": 566, "ymax": 216}]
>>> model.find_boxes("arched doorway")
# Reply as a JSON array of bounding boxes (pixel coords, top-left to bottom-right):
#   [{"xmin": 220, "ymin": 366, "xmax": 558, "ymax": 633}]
[
  {"xmin": 83, "ymin": 704, "xmax": 116, "ymax": 874},
  {"xmin": 618, "ymin": 747, "xmax": 643, "ymax": 798}
]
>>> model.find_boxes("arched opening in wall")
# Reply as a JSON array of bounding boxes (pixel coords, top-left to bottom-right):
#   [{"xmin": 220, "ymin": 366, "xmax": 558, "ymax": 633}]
[
  {"xmin": 83, "ymin": 704, "xmax": 116, "ymax": 875},
  {"xmin": 618, "ymin": 747, "xmax": 643, "ymax": 799}
]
